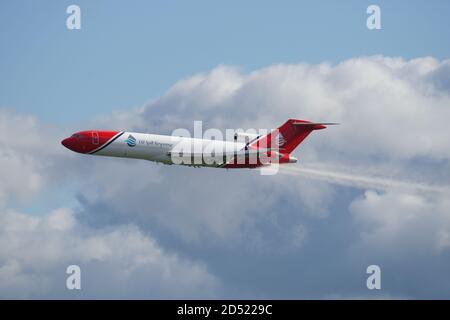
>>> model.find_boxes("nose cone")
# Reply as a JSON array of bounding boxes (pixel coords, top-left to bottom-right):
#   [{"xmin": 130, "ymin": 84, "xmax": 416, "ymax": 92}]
[
  {"xmin": 62, "ymin": 130, "xmax": 119, "ymax": 154},
  {"xmin": 61, "ymin": 137, "xmax": 75, "ymax": 151}
]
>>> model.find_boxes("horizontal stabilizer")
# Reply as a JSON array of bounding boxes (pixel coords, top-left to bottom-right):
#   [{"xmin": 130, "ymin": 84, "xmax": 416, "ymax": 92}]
[{"xmin": 249, "ymin": 119, "xmax": 338, "ymax": 153}]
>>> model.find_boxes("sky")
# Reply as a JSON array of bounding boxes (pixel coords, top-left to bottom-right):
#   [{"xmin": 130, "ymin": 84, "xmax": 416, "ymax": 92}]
[
  {"xmin": 2, "ymin": 0, "xmax": 450, "ymax": 123},
  {"xmin": 1, "ymin": 1, "xmax": 450, "ymax": 299}
]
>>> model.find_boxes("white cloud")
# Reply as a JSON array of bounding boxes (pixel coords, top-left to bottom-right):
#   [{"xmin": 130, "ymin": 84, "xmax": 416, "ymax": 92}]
[
  {"xmin": 0, "ymin": 149, "xmax": 43, "ymax": 207},
  {"xmin": 137, "ymin": 56, "xmax": 450, "ymax": 163},
  {"xmin": 0, "ymin": 208, "xmax": 219, "ymax": 298},
  {"xmin": 2, "ymin": 55, "xmax": 450, "ymax": 298},
  {"xmin": 350, "ymin": 190, "xmax": 450, "ymax": 253},
  {"xmin": 0, "ymin": 109, "xmax": 80, "ymax": 207},
  {"xmin": 90, "ymin": 55, "xmax": 450, "ymax": 247}
]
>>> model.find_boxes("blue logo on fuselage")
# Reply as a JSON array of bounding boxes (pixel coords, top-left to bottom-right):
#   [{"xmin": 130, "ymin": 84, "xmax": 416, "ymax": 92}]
[{"xmin": 125, "ymin": 134, "xmax": 136, "ymax": 147}]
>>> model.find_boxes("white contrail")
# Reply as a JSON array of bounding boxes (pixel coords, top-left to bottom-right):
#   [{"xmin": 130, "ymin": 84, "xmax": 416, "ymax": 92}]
[{"xmin": 279, "ymin": 164, "xmax": 450, "ymax": 195}]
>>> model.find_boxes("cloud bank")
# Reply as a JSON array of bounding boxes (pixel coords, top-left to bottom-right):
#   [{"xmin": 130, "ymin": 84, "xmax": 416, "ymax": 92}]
[
  {"xmin": 0, "ymin": 208, "xmax": 219, "ymax": 299},
  {"xmin": 1, "ymin": 56, "xmax": 450, "ymax": 298}
]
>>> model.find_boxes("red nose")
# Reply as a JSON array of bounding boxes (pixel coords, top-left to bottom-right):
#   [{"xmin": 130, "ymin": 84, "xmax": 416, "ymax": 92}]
[
  {"xmin": 61, "ymin": 137, "xmax": 75, "ymax": 150},
  {"xmin": 61, "ymin": 136, "xmax": 85, "ymax": 153},
  {"xmin": 61, "ymin": 130, "xmax": 120, "ymax": 154}
]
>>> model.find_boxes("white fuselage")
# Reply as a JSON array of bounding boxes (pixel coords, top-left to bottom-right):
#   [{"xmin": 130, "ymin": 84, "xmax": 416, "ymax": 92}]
[{"xmin": 96, "ymin": 132, "xmax": 247, "ymax": 167}]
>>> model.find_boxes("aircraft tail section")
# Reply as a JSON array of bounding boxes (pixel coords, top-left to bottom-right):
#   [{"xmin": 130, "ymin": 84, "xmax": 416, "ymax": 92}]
[{"xmin": 249, "ymin": 119, "xmax": 337, "ymax": 153}]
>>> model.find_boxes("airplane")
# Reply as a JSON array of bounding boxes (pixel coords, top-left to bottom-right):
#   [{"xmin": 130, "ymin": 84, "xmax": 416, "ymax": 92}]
[{"xmin": 61, "ymin": 119, "xmax": 336, "ymax": 169}]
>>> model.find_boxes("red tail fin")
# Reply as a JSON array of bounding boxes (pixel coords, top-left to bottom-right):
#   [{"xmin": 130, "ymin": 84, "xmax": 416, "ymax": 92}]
[{"xmin": 249, "ymin": 119, "xmax": 335, "ymax": 153}]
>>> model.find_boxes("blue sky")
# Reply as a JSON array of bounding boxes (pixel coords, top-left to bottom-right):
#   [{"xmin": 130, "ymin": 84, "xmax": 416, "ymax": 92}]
[{"xmin": 1, "ymin": 0, "xmax": 450, "ymax": 123}]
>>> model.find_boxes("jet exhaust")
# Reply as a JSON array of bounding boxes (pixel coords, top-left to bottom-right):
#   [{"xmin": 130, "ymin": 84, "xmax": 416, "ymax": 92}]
[{"xmin": 279, "ymin": 164, "xmax": 450, "ymax": 195}]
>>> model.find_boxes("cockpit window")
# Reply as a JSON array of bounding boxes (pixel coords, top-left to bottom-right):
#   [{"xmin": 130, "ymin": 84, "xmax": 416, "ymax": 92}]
[{"xmin": 72, "ymin": 134, "xmax": 80, "ymax": 138}]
